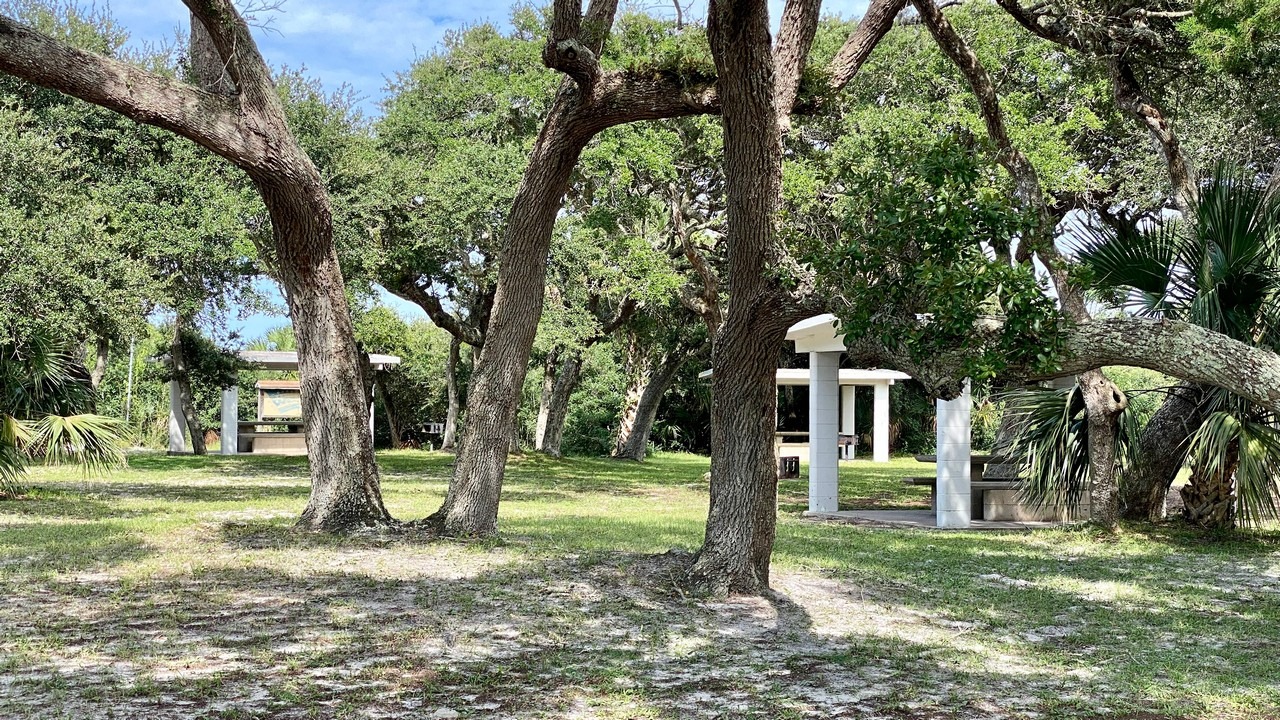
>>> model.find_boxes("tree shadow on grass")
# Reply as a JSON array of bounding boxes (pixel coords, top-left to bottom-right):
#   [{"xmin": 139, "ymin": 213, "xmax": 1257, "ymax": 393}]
[
  {"xmin": 0, "ymin": 538, "xmax": 1211, "ymax": 720},
  {"xmin": 0, "ymin": 520, "xmax": 155, "ymax": 574},
  {"xmin": 20, "ymin": 480, "xmax": 312, "ymax": 507},
  {"xmin": 0, "ymin": 489, "xmax": 151, "ymax": 521},
  {"xmin": 125, "ymin": 452, "xmax": 311, "ymax": 478}
]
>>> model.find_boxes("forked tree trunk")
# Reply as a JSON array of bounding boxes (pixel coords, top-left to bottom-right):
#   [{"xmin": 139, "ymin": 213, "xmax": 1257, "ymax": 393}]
[
  {"xmin": 427, "ymin": 91, "xmax": 591, "ymax": 536},
  {"xmin": 1120, "ymin": 385, "xmax": 1208, "ymax": 521},
  {"xmin": 170, "ymin": 318, "xmax": 206, "ymax": 456},
  {"xmin": 538, "ymin": 352, "xmax": 582, "ymax": 458},
  {"xmin": 1182, "ymin": 447, "xmax": 1239, "ymax": 530},
  {"xmin": 613, "ymin": 349, "xmax": 684, "ymax": 461},
  {"xmin": 441, "ymin": 335, "xmax": 462, "ymax": 451}
]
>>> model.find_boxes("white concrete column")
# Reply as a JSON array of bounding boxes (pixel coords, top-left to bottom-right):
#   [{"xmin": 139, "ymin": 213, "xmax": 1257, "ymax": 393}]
[
  {"xmin": 220, "ymin": 386, "xmax": 238, "ymax": 456},
  {"xmin": 840, "ymin": 384, "xmax": 856, "ymax": 460},
  {"xmin": 873, "ymin": 381, "xmax": 891, "ymax": 462},
  {"xmin": 369, "ymin": 381, "xmax": 377, "ymax": 444},
  {"xmin": 167, "ymin": 379, "xmax": 187, "ymax": 454},
  {"xmin": 808, "ymin": 351, "xmax": 840, "ymax": 512},
  {"xmin": 935, "ymin": 381, "xmax": 972, "ymax": 528}
]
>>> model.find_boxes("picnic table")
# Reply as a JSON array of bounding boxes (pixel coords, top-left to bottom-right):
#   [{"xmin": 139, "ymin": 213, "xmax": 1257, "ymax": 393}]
[{"xmin": 908, "ymin": 454, "xmax": 1016, "ymax": 519}]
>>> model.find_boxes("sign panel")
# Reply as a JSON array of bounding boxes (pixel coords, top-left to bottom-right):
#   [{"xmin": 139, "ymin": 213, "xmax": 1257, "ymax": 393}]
[{"xmin": 261, "ymin": 388, "xmax": 303, "ymax": 419}]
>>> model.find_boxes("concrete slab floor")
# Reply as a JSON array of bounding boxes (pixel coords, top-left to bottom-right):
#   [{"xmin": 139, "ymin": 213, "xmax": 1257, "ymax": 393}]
[{"xmin": 802, "ymin": 509, "xmax": 1065, "ymax": 531}]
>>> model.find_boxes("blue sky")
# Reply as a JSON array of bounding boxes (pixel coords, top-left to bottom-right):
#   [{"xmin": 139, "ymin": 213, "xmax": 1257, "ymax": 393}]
[{"xmin": 112, "ymin": 0, "xmax": 872, "ymax": 339}]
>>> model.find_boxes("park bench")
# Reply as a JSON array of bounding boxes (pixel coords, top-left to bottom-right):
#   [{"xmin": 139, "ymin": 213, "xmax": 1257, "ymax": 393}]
[
  {"xmin": 903, "ymin": 476, "xmax": 1020, "ymax": 519},
  {"xmin": 237, "ymin": 420, "xmax": 306, "ymax": 455}
]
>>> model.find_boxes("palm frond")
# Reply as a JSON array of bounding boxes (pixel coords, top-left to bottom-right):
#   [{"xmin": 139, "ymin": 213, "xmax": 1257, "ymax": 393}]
[
  {"xmin": 1073, "ymin": 218, "xmax": 1185, "ymax": 317},
  {"xmin": 31, "ymin": 414, "xmax": 128, "ymax": 476},
  {"xmin": 1001, "ymin": 386, "xmax": 1090, "ymax": 510},
  {"xmin": 1186, "ymin": 411, "xmax": 1280, "ymax": 527},
  {"xmin": 0, "ymin": 415, "xmax": 30, "ymax": 497},
  {"xmin": 999, "ymin": 383, "xmax": 1141, "ymax": 514}
]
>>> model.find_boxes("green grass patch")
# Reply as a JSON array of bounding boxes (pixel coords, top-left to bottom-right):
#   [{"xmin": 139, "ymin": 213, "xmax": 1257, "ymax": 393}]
[{"xmin": 1, "ymin": 450, "xmax": 1277, "ymax": 719}]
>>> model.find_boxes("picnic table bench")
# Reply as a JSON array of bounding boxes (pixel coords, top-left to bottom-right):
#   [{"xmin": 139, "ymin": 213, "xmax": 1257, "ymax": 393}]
[{"xmin": 902, "ymin": 476, "xmax": 1020, "ymax": 518}]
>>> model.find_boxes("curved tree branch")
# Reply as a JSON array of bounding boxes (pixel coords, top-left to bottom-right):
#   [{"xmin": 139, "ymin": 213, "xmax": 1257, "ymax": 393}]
[
  {"xmin": 0, "ymin": 13, "xmax": 254, "ymax": 161},
  {"xmin": 828, "ymin": 0, "xmax": 909, "ymax": 91},
  {"xmin": 395, "ymin": 281, "xmax": 485, "ymax": 348},
  {"xmin": 1110, "ymin": 57, "xmax": 1198, "ymax": 213},
  {"xmin": 1036, "ymin": 318, "xmax": 1280, "ymax": 413}
]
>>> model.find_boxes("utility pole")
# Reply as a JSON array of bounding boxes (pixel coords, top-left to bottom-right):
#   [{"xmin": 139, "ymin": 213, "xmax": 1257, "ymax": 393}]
[{"xmin": 125, "ymin": 338, "xmax": 136, "ymax": 424}]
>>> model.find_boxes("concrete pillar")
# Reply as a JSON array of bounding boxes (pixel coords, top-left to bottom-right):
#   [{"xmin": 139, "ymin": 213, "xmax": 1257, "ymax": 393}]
[
  {"xmin": 220, "ymin": 386, "xmax": 238, "ymax": 456},
  {"xmin": 840, "ymin": 384, "xmax": 856, "ymax": 460},
  {"xmin": 873, "ymin": 381, "xmax": 891, "ymax": 462},
  {"xmin": 167, "ymin": 379, "xmax": 186, "ymax": 454},
  {"xmin": 369, "ymin": 382, "xmax": 377, "ymax": 444},
  {"xmin": 808, "ymin": 351, "xmax": 840, "ymax": 512},
  {"xmin": 935, "ymin": 381, "xmax": 972, "ymax": 528}
]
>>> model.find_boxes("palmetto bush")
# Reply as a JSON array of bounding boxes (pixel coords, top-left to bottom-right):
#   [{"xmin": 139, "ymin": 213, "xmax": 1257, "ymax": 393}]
[
  {"xmin": 1, "ymin": 331, "xmax": 126, "ymax": 497},
  {"xmin": 1004, "ymin": 166, "xmax": 1280, "ymax": 528}
]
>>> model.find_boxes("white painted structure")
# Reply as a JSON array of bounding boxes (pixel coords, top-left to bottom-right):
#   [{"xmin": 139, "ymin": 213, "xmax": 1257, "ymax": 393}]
[
  {"xmin": 785, "ymin": 314, "xmax": 976, "ymax": 527},
  {"xmin": 167, "ymin": 350, "xmax": 401, "ymax": 455},
  {"xmin": 777, "ymin": 315, "xmax": 911, "ymax": 513},
  {"xmin": 935, "ymin": 382, "xmax": 972, "ymax": 528}
]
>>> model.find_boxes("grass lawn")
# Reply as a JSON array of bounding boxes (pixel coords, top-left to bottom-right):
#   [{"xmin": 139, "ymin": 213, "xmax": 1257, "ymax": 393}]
[{"xmin": 1, "ymin": 451, "xmax": 1278, "ymax": 719}]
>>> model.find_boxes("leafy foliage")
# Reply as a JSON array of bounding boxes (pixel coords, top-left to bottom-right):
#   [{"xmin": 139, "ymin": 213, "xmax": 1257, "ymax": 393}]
[
  {"xmin": 1075, "ymin": 166, "xmax": 1280, "ymax": 526},
  {"xmin": 801, "ymin": 131, "xmax": 1062, "ymax": 387},
  {"xmin": 0, "ymin": 332, "xmax": 125, "ymax": 496}
]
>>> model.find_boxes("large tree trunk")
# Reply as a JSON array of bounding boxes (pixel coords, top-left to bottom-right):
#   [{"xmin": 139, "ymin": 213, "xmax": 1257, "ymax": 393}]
[
  {"xmin": 190, "ymin": 11, "xmax": 387, "ymax": 530},
  {"xmin": 256, "ymin": 180, "xmax": 391, "ymax": 530},
  {"xmin": 1182, "ymin": 447, "xmax": 1239, "ymax": 530},
  {"xmin": 441, "ymin": 335, "xmax": 462, "ymax": 451},
  {"xmin": 689, "ymin": 313, "xmax": 790, "ymax": 595},
  {"xmin": 1080, "ymin": 369, "xmax": 1127, "ymax": 528},
  {"xmin": 686, "ymin": 0, "xmax": 791, "ymax": 596},
  {"xmin": 539, "ymin": 352, "xmax": 582, "ymax": 458},
  {"xmin": 1120, "ymin": 385, "xmax": 1209, "ymax": 521},
  {"xmin": 613, "ymin": 347, "xmax": 684, "ymax": 461},
  {"xmin": 427, "ymin": 90, "xmax": 591, "ymax": 536},
  {"xmin": 170, "ymin": 317, "xmax": 206, "ymax": 456}
]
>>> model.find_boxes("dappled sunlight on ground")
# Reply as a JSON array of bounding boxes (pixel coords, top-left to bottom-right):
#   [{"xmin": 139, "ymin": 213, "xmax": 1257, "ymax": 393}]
[{"xmin": 1, "ymin": 451, "xmax": 1278, "ymax": 718}]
